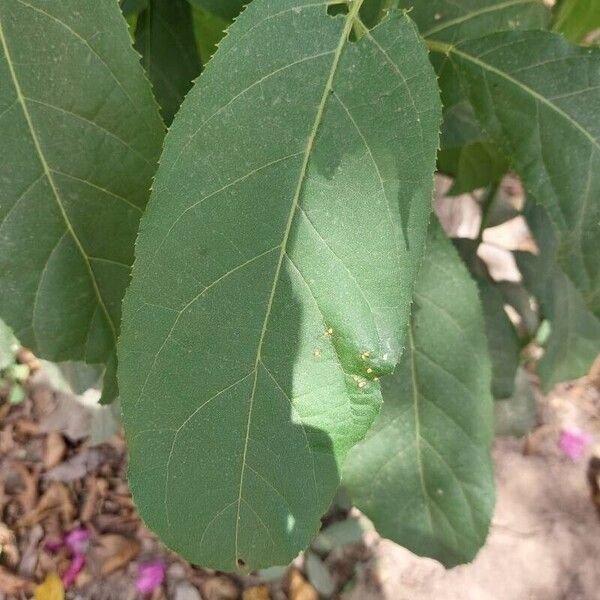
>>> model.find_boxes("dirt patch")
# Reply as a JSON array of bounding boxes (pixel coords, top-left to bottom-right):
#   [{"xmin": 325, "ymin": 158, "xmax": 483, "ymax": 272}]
[{"xmin": 1, "ymin": 363, "xmax": 600, "ymax": 599}]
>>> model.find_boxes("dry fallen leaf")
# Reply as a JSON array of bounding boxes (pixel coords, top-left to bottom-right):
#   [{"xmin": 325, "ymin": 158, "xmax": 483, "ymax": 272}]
[
  {"xmin": 288, "ymin": 569, "xmax": 318, "ymax": 600},
  {"xmin": 202, "ymin": 575, "xmax": 240, "ymax": 600},
  {"xmin": 34, "ymin": 572, "xmax": 64, "ymax": 600},
  {"xmin": 17, "ymin": 483, "xmax": 75, "ymax": 528},
  {"xmin": 44, "ymin": 446, "xmax": 115, "ymax": 482},
  {"xmin": 44, "ymin": 432, "xmax": 67, "ymax": 469},
  {"xmin": 0, "ymin": 564, "xmax": 33, "ymax": 595},
  {"xmin": 0, "ymin": 522, "xmax": 19, "ymax": 567},
  {"xmin": 243, "ymin": 584, "xmax": 271, "ymax": 600},
  {"xmin": 98, "ymin": 534, "xmax": 141, "ymax": 575},
  {"xmin": 11, "ymin": 462, "xmax": 39, "ymax": 513}
]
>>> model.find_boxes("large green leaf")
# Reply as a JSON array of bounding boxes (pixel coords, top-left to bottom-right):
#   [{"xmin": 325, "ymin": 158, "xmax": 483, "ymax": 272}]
[
  {"xmin": 431, "ymin": 31, "xmax": 600, "ymax": 316},
  {"xmin": 119, "ymin": 1, "xmax": 441, "ymax": 571},
  {"xmin": 344, "ymin": 221, "xmax": 495, "ymax": 567},
  {"xmin": 407, "ymin": 0, "xmax": 549, "ymax": 192},
  {"xmin": 553, "ymin": 0, "xmax": 600, "ymax": 43},
  {"xmin": 135, "ymin": 0, "xmax": 201, "ymax": 125},
  {"xmin": 516, "ymin": 206, "xmax": 600, "ymax": 392},
  {"xmin": 187, "ymin": 0, "xmax": 247, "ymax": 22},
  {"xmin": 0, "ymin": 2, "xmax": 164, "ymax": 387},
  {"xmin": 405, "ymin": 0, "xmax": 549, "ymax": 117}
]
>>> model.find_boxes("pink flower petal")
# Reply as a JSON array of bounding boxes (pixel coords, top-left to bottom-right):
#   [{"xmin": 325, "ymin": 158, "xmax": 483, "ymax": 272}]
[
  {"xmin": 44, "ymin": 539, "xmax": 64, "ymax": 553},
  {"xmin": 136, "ymin": 559, "xmax": 166, "ymax": 595},
  {"xmin": 62, "ymin": 553, "xmax": 86, "ymax": 587},
  {"xmin": 65, "ymin": 527, "xmax": 90, "ymax": 556},
  {"xmin": 559, "ymin": 428, "xmax": 593, "ymax": 462}
]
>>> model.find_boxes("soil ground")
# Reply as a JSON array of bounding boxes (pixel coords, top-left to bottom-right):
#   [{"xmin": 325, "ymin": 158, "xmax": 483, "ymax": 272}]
[{"xmin": 1, "ymin": 360, "xmax": 600, "ymax": 600}]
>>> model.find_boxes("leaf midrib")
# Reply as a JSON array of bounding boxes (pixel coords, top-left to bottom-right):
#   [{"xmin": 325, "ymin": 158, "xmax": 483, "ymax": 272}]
[
  {"xmin": 233, "ymin": 0, "xmax": 364, "ymax": 566},
  {"xmin": 0, "ymin": 13, "xmax": 117, "ymax": 344}
]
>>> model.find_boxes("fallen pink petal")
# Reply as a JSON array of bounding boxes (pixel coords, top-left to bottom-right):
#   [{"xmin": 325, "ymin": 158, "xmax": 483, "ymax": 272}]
[
  {"xmin": 62, "ymin": 553, "xmax": 86, "ymax": 587},
  {"xmin": 136, "ymin": 559, "xmax": 166, "ymax": 594},
  {"xmin": 65, "ymin": 527, "xmax": 90, "ymax": 556},
  {"xmin": 559, "ymin": 428, "xmax": 593, "ymax": 462},
  {"xmin": 44, "ymin": 538, "xmax": 64, "ymax": 553}
]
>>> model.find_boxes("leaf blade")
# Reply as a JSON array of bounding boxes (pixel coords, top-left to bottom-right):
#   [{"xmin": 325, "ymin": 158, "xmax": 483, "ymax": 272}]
[
  {"xmin": 344, "ymin": 221, "xmax": 495, "ymax": 567},
  {"xmin": 120, "ymin": 1, "xmax": 441, "ymax": 571},
  {"xmin": 135, "ymin": 0, "xmax": 201, "ymax": 125},
  {"xmin": 438, "ymin": 31, "xmax": 600, "ymax": 315},
  {"xmin": 0, "ymin": 1, "xmax": 164, "ymax": 375}
]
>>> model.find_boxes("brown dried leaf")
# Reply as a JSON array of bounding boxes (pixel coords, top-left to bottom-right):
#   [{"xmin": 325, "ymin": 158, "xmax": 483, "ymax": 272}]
[
  {"xmin": 11, "ymin": 463, "xmax": 38, "ymax": 512},
  {"xmin": 98, "ymin": 534, "xmax": 140, "ymax": 575},
  {"xmin": 202, "ymin": 575, "xmax": 240, "ymax": 600},
  {"xmin": 17, "ymin": 482, "xmax": 74, "ymax": 528},
  {"xmin": 44, "ymin": 432, "xmax": 67, "ymax": 469},
  {"xmin": 44, "ymin": 446, "xmax": 115, "ymax": 482},
  {"xmin": 0, "ymin": 522, "xmax": 19, "ymax": 567},
  {"xmin": 288, "ymin": 569, "xmax": 318, "ymax": 600},
  {"xmin": 0, "ymin": 565, "xmax": 33, "ymax": 595},
  {"xmin": 243, "ymin": 584, "xmax": 270, "ymax": 600}
]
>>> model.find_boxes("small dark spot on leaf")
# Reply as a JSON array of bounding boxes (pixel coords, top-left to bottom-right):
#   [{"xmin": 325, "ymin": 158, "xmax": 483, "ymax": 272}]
[{"xmin": 237, "ymin": 558, "xmax": 246, "ymax": 568}]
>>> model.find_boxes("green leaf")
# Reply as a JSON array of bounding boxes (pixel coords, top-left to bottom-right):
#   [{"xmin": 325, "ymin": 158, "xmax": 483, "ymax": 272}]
[
  {"xmin": 438, "ymin": 141, "xmax": 509, "ymax": 195},
  {"xmin": 0, "ymin": 2, "xmax": 164, "ymax": 382},
  {"xmin": 516, "ymin": 206, "xmax": 600, "ymax": 392},
  {"xmin": 191, "ymin": 5, "xmax": 229, "ymax": 64},
  {"xmin": 413, "ymin": 1, "xmax": 549, "ymax": 191},
  {"xmin": 359, "ymin": 0, "xmax": 399, "ymax": 28},
  {"xmin": 477, "ymin": 278, "xmax": 520, "ymax": 399},
  {"xmin": 0, "ymin": 318, "xmax": 18, "ymax": 372},
  {"xmin": 121, "ymin": 0, "xmax": 148, "ymax": 17},
  {"xmin": 553, "ymin": 0, "xmax": 600, "ymax": 43},
  {"xmin": 401, "ymin": 0, "xmax": 549, "ymax": 44},
  {"xmin": 405, "ymin": 0, "xmax": 550, "ymax": 115},
  {"xmin": 432, "ymin": 32, "xmax": 600, "ymax": 316},
  {"xmin": 135, "ymin": 0, "xmax": 201, "ymax": 125},
  {"xmin": 343, "ymin": 221, "xmax": 495, "ymax": 567},
  {"xmin": 187, "ymin": 0, "xmax": 247, "ymax": 22},
  {"xmin": 119, "ymin": 1, "xmax": 441, "ymax": 571}
]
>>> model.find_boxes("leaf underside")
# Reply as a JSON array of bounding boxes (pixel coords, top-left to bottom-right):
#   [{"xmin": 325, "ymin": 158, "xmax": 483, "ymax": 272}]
[
  {"xmin": 344, "ymin": 220, "xmax": 495, "ymax": 568},
  {"xmin": 442, "ymin": 31, "xmax": 600, "ymax": 316},
  {"xmin": 0, "ymin": 1, "xmax": 163, "ymax": 384},
  {"xmin": 119, "ymin": 0, "xmax": 441, "ymax": 571}
]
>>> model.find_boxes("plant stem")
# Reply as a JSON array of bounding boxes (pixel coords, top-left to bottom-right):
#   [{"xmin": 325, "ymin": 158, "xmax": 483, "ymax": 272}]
[
  {"xmin": 426, "ymin": 39, "xmax": 453, "ymax": 55},
  {"xmin": 477, "ymin": 181, "xmax": 500, "ymax": 242}
]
